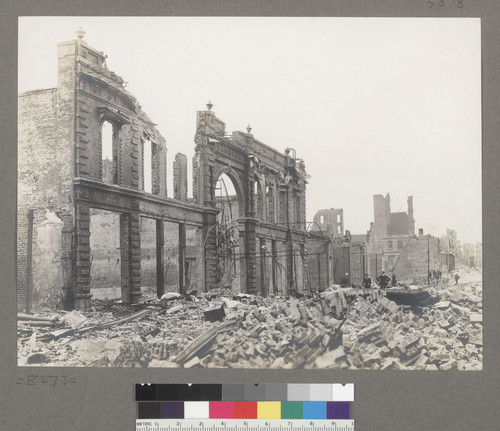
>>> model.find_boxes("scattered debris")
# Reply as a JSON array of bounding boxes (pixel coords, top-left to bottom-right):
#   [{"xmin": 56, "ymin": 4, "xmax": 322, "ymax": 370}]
[
  {"xmin": 63, "ymin": 310, "xmax": 88, "ymax": 329},
  {"xmin": 17, "ymin": 268, "xmax": 482, "ymax": 370},
  {"xmin": 203, "ymin": 304, "xmax": 226, "ymax": 322}
]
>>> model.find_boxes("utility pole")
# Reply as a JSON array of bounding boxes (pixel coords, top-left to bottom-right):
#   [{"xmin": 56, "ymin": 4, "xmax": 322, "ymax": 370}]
[
  {"xmin": 427, "ymin": 234, "xmax": 430, "ymax": 287},
  {"xmin": 26, "ymin": 209, "xmax": 34, "ymax": 314}
]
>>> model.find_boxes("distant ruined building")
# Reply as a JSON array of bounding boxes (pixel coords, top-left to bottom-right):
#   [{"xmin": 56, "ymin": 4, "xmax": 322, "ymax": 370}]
[
  {"xmin": 308, "ymin": 194, "xmax": 447, "ymax": 288},
  {"xmin": 17, "ymin": 31, "xmax": 309, "ymax": 312}
]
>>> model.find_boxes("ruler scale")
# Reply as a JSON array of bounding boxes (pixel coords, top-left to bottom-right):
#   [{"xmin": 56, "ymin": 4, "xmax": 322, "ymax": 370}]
[{"xmin": 136, "ymin": 420, "xmax": 354, "ymax": 431}]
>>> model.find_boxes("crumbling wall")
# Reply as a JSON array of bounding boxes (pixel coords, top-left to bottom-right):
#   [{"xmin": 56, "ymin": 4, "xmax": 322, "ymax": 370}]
[
  {"xmin": 394, "ymin": 237, "xmax": 441, "ymax": 278},
  {"xmin": 73, "ymin": 40, "xmax": 167, "ymax": 194},
  {"xmin": 307, "ymin": 235, "xmax": 331, "ymax": 292},
  {"xmin": 348, "ymin": 244, "xmax": 364, "ymax": 287},
  {"xmin": 373, "ymin": 194, "xmax": 391, "ymax": 236},
  {"xmin": 173, "ymin": 153, "xmax": 188, "ymax": 201},
  {"xmin": 19, "ymin": 34, "xmax": 221, "ymax": 311},
  {"xmin": 313, "ymin": 208, "xmax": 344, "ymax": 236},
  {"xmin": 17, "ymin": 86, "xmax": 75, "ymax": 311},
  {"xmin": 31, "ymin": 210, "xmax": 64, "ymax": 308},
  {"xmin": 193, "ymin": 105, "xmax": 308, "ymax": 295}
]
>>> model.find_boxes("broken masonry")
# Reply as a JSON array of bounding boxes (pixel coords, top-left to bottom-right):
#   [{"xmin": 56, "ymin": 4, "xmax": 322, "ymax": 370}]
[{"xmin": 17, "ymin": 30, "xmax": 309, "ymax": 312}]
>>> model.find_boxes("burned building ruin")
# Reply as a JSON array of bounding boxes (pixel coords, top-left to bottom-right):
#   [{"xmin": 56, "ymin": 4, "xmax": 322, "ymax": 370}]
[{"xmin": 17, "ymin": 32, "xmax": 309, "ymax": 312}]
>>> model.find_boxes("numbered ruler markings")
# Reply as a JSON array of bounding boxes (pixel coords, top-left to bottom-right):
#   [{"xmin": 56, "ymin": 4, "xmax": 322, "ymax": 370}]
[{"xmin": 136, "ymin": 420, "xmax": 354, "ymax": 431}]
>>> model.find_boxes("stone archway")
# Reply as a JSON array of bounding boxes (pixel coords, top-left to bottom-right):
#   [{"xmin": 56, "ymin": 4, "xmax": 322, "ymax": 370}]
[
  {"xmin": 193, "ymin": 103, "xmax": 308, "ymax": 295},
  {"xmin": 214, "ymin": 172, "xmax": 244, "ymax": 291}
]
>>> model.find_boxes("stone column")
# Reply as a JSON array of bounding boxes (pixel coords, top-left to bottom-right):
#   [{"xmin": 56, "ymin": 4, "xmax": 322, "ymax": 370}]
[
  {"xmin": 120, "ymin": 211, "xmax": 142, "ymax": 303},
  {"xmin": 156, "ymin": 219, "xmax": 164, "ymax": 298},
  {"xmin": 74, "ymin": 202, "xmax": 92, "ymax": 311},
  {"xmin": 129, "ymin": 212, "xmax": 142, "ymax": 303},
  {"xmin": 178, "ymin": 223, "xmax": 186, "ymax": 293},
  {"xmin": 244, "ymin": 219, "xmax": 258, "ymax": 295},
  {"xmin": 120, "ymin": 213, "xmax": 131, "ymax": 302},
  {"xmin": 203, "ymin": 212, "xmax": 218, "ymax": 291},
  {"xmin": 259, "ymin": 238, "xmax": 267, "ymax": 296}
]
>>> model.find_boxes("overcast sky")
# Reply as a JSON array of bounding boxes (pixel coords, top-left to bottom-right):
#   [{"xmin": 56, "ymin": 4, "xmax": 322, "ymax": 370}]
[{"xmin": 18, "ymin": 17, "xmax": 481, "ymax": 244}]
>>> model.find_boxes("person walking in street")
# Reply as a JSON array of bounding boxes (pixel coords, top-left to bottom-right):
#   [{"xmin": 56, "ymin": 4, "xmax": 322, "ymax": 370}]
[
  {"xmin": 377, "ymin": 271, "xmax": 391, "ymax": 289},
  {"xmin": 362, "ymin": 274, "xmax": 372, "ymax": 289},
  {"xmin": 391, "ymin": 274, "xmax": 397, "ymax": 287},
  {"xmin": 454, "ymin": 273, "xmax": 460, "ymax": 285}
]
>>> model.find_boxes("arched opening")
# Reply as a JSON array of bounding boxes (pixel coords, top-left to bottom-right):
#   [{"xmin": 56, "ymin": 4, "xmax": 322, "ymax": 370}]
[{"xmin": 214, "ymin": 173, "xmax": 242, "ymax": 291}]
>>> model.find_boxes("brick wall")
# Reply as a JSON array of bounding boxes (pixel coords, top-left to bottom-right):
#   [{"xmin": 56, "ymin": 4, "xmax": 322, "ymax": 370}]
[
  {"xmin": 88, "ymin": 210, "xmax": 203, "ymax": 292},
  {"xmin": 173, "ymin": 153, "xmax": 188, "ymax": 201},
  {"xmin": 307, "ymin": 235, "xmax": 331, "ymax": 291},
  {"xmin": 17, "ymin": 87, "xmax": 75, "ymax": 311},
  {"xmin": 394, "ymin": 237, "xmax": 441, "ymax": 278}
]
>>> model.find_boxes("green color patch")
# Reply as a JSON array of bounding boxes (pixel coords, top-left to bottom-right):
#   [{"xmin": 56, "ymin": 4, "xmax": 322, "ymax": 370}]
[{"xmin": 281, "ymin": 402, "xmax": 303, "ymax": 419}]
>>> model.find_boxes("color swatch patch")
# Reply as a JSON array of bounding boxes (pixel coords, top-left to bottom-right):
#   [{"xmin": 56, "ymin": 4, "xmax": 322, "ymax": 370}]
[
  {"xmin": 137, "ymin": 401, "xmax": 350, "ymax": 419},
  {"xmin": 136, "ymin": 384, "xmax": 353, "ymax": 420},
  {"xmin": 136, "ymin": 384, "xmax": 354, "ymax": 402}
]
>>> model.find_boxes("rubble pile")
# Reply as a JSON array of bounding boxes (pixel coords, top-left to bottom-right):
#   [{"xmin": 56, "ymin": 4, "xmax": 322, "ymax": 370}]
[
  {"xmin": 99, "ymin": 289, "xmax": 357, "ymax": 369},
  {"xmin": 340, "ymin": 284, "xmax": 482, "ymax": 370},
  {"xmin": 17, "ymin": 270, "xmax": 482, "ymax": 370}
]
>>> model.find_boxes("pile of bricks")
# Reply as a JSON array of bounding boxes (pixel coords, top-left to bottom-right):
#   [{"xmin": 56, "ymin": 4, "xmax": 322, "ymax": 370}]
[
  {"xmin": 18, "ymin": 273, "xmax": 482, "ymax": 370},
  {"xmin": 338, "ymin": 282, "xmax": 482, "ymax": 370}
]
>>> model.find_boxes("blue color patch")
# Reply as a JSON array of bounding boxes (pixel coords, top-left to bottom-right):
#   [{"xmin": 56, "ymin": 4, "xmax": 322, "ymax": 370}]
[{"xmin": 303, "ymin": 401, "xmax": 326, "ymax": 419}]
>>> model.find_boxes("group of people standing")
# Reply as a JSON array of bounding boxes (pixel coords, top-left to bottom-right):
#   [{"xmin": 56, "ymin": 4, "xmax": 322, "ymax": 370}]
[
  {"xmin": 429, "ymin": 269, "xmax": 443, "ymax": 282},
  {"xmin": 361, "ymin": 269, "xmax": 460, "ymax": 288},
  {"xmin": 362, "ymin": 271, "xmax": 396, "ymax": 289}
]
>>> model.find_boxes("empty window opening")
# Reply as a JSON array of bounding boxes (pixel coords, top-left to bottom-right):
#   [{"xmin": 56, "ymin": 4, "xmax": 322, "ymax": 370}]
[
  {"xmin": 143, "ymin": 139, "xmax": 152, "ymax": 193},
  {"xmin": 89, "ymin": 209, "xmax": 121, "ymax": 300},
  {"xmin": 387, "ymin": 241, "xmax": 393, "ymax": 250},
  {"xmin": 102, "ymin": 121, "xmax": 116, "ymax": 184},
  {"xmin": 320, "ymin": 215, "xmax": 325, "ymax": 224},
  {"xmin": 279, "ymin": 191, "xmax": 287, "ymax": 224},
  {"xmin": 254, "ymin": 180, "xmax": 264, "ymax": 220},
  {"xmin": 185, "ymin": 225, "xmax": 203, "ymax": 292},
  {"xmin": 337, "ymin": 214, "xmax": 341, "ymax": 223},
  {"xmin": 162, "ymin": 221, "xmax": 180, "ymax": 293},
  {"xmin": 266, "ymin": 185, "xmax": 275, "ymax": 222}
]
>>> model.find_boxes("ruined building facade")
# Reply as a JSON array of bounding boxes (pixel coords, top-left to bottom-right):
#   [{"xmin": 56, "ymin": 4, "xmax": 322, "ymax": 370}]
[
  {"xmin": 307, "ymin": 209, "xmax": 366, "ymax": 289},
  {"xmin": 192, "ymin": 107, "xmax": 308, "ymax": 296},
  {"xmin": 368, "ymin": 194, "xmax": 440, "ymax": 279},
  {"xmin": 308, "ymin": 194, "xmax": 445, "ymax": 288},
  {"xmin": 17, "ymin": 34, "xmax": 308, "ymax": 312}
]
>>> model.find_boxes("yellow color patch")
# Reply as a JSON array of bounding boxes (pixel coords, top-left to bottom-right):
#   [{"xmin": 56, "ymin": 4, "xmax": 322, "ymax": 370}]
[{"xmin": 257, "ymin": 402, "xmax": 281, "ymax": 419}]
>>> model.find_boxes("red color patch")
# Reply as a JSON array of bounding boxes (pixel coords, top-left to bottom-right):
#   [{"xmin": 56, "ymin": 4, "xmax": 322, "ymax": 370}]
[{"xmin": 233, "ymin": 402, "xmax": 258, "ymax": 419}]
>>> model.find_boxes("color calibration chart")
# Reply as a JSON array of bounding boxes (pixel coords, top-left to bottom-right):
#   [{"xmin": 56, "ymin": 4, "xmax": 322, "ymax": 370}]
[{"xmin": 136, "ymin": 384, "xmax": 354, "ymax": 431}]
